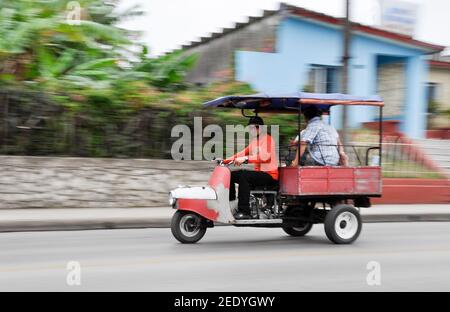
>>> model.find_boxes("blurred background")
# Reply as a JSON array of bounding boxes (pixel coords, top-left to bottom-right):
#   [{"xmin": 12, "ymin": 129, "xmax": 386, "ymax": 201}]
[
  {"xmin": 0, "ymin": 0, "xmax": 449, "ymax": 209},
  {"xmin": 0, "ymin": 0, "xmax": 450, "ymax": 292}
]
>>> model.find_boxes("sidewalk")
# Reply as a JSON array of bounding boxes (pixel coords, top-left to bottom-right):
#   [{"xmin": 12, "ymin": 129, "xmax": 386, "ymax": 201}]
[{"xmin": 0, "ymin": 205, "xmax": 449, "ymax": 233}]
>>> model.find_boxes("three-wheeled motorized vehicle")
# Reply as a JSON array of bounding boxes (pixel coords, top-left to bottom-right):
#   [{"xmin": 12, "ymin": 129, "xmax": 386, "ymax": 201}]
[{"xmin": 169, "ymin": 92, "xmax": 384, "ymax": 244}]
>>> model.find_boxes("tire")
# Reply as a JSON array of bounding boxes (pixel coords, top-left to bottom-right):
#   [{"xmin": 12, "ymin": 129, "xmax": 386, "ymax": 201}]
[
  {"xmin": 282, "ymin": 206, "xmax": 313, "ymax": 237},
  {"xmin": 283, "ymin": 223, "xmax": 313, "ymax": 237},
  {"xmin": 324, "ymin": 204, "xmax": 362, "ymax": 244},
  {"xmin": 171, "ymin": 210, "xmax": 207, "ymax": 244}
]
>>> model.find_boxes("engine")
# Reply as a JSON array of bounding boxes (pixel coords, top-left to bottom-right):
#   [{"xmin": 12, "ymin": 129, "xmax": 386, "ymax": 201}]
[{"xmin": 249, "ymin": 191, "xmax": 278, "ymax": 219}]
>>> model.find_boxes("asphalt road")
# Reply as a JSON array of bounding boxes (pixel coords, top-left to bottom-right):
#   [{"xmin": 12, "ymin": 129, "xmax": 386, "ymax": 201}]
[{"xmin": 1, "ymin": 222, "xmax": 450, "ymax": 291}]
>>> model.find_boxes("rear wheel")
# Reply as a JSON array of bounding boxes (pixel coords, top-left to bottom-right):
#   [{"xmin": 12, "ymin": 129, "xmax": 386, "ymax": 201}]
[
  {"xmin": 282, "ymin": 206, "xmax": 313, "ymax": 237},
  {"xmin": 171, "ymin": 210, "xmax": 207, "ymax": 244},
  {"xmin": 324, "ymin": 204, "xmax": 362, "ymax": 244},
  {"xmin": 283, "ymin": 223, "xmax": 313, "ymax": 237}
]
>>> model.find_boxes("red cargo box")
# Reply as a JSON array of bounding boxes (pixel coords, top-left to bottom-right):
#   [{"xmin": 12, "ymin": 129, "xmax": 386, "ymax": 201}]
[{"xmin": 279, "ymin": 167, "xmax": 382, "ymax": 196}]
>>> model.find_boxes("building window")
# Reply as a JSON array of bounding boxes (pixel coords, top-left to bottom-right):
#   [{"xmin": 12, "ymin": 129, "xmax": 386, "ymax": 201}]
[
  {"xmin": 426, "ymin": 82, "xmax": 440, "ymax": 114},
  {"xmin": 426, "ymin": 82, "xmax": 439, "ymax": 102},
  {"xmin": 308, "ymin": 65, "xmax": 341, "ymax": 93}
]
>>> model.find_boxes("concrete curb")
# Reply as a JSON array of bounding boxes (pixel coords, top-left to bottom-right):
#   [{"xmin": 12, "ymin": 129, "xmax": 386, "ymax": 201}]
[
  {"xmin": 1, "ymin": 214, "xmax": 450, "ymax": 233},
  {"xmin": 0, "ymin": 218, "xmax": 170, "ymax": 233},
  {"xmin": 362, "ymin": 214, "xmax": 450, "ymax": 223}
]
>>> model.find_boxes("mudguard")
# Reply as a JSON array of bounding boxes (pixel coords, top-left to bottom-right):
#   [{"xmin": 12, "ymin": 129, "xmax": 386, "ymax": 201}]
[
  {"xmin": 170, "ymin": 186, "xmax": 217, "ymax": 200},
  {"xmin": 170, "ymin": 166, "xmax": 235, "ymax": 224}
]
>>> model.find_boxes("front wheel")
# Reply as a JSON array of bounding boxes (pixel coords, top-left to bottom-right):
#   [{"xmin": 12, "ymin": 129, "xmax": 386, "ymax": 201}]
[
  {"xmin": 324, "ymin": 205, "xmax": 362, "ymax": 244},
  {"xmin": 171, "ymin": 211, "xmax": 207, "ymax": 244}
]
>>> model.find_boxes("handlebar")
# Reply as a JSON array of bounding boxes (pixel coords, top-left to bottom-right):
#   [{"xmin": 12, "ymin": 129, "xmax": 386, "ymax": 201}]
[{"xmin": 212, "ymin": 158, "xmax": 234, "ymax": 167}]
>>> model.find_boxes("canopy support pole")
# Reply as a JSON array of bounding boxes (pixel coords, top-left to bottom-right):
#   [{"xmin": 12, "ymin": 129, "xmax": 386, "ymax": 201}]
[
  {"xmin": 379, "ymin": 107, "xmax": 383, "ymax": 166},
  {"xmin": 297, "ymin": 104, "xmax": 302, "ymax": 168}
]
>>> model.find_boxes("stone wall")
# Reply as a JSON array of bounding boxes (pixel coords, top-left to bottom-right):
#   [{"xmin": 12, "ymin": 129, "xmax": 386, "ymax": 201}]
[
  {"xmin": 0, "ymin": 156, "xmax": 214, "ymax": 209},
  {"xmin": 1, "ymin": 156, "xmax": 448, "ymax": 209}
]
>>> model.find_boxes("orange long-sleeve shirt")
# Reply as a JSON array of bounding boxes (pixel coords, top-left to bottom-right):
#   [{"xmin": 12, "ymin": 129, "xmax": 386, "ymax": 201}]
[{"xmin": 225, "ymin": 134, "xmax": 279, "ymax": 180}]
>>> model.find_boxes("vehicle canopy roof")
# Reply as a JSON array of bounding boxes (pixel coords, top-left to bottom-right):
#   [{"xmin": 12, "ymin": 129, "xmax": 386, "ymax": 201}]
[{"xmin": 203, "ymin": 92, "xmax": 384, "ymax": 112}]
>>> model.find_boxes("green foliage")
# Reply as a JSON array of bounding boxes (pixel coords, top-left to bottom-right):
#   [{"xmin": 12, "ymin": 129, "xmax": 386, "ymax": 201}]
[
  {"xmin": 428, "ymin": 100, "xmax": 440, "ymax": 115},
  {"xmin": 301, "ymin": 85, "xmax": 314, "ymax": 92},
  {"xmin": 0, "ymin": 0, "xmax": 195, "ymax": 157},
  {"xmin": 0, "ymin": 0, "xmax": 198, "ymax": 91},
  {"xmin": 0, "ymin": 0, "xmax": 297, "ymax": 159},
  {"xmin": 136, "ymin": 51, "xmax": 198, "ymax": 91}
]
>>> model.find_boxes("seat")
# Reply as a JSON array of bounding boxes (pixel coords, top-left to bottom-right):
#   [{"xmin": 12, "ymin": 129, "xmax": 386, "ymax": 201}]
[{"xmin": 252, "ymin": 181, "xmax": 279, "ymax": 192}]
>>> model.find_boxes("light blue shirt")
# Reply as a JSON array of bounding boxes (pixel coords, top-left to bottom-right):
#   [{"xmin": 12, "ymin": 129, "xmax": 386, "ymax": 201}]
[{"xmin": 295, "ymin": 117, "xmax": 340, "ymax": 166}]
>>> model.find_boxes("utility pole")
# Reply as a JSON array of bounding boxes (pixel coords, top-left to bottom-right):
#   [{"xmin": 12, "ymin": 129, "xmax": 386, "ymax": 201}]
[{"xmin": 341, "ymin": 0, "xmax": 351, "ymax": 145}]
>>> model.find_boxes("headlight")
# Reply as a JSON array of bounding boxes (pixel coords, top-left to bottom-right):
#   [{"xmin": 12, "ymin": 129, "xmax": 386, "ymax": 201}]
[{"xmin": 168, "ymin": 192, "xmax": 176, "ymax": 207}]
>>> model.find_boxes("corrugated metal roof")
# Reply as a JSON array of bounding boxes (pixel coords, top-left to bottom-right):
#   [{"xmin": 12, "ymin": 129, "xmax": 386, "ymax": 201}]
[{"xmin": 170, "ymin": 2, "xmax": 444, "ymax": 55}]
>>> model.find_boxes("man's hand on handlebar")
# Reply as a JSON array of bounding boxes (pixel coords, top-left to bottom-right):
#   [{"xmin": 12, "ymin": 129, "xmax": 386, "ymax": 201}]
[
  {"xmin": 213, "ymin": 157, "xmax": 247, "ymax": 166},
  {"xmin": 212, "ymin": 158, "xmax": 233, "ymax": 166},
  {"xmin": 233, "ymin": 156, "xmax": 248, "ymax": 167}
]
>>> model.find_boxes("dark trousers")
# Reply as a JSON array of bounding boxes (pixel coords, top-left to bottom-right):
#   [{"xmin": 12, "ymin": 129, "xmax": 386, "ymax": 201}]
[
  {"xmin": 229, "ymin": 170, "xmax": 277, "ymax": 214},
  {"xmin": 300, "ymin": 150, "xmax": 325, "ymax": 166}
]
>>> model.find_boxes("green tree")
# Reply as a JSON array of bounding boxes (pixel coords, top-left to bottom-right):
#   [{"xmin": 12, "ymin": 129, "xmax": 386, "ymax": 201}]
[
  {"xmin": 0, "ymin": 0, "xmax": 135, "ymax": 84},
  {"xmin": 0, "ymin": 0, "xmax": 196, "ymax": 91},
  {"xmin": 0, "ymin": 0, "xmax": 200, "ymax": 157}
]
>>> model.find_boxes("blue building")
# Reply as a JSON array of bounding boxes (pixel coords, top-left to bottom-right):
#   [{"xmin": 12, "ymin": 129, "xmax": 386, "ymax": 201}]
[{"xmin": 181, "ymin": 3, "xmax": 444, "ymax": 138}]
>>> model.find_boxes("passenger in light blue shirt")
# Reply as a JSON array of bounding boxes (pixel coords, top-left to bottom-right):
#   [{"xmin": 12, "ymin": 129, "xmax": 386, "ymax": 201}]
[{"xmin": 291, "ymin": 106, "xmax": 348, "ymax": 167}]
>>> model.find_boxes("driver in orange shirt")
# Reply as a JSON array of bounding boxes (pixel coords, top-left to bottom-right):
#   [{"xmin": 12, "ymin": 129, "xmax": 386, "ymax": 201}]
[{"xmin": 224, "ymin": 117, "xmax": 279, "ymax": 219}]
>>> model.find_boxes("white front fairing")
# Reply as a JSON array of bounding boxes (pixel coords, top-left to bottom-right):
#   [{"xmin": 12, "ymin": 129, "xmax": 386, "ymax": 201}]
[
  {"xmin": 169, "ymin": 166, "xmax": 235, "ymax": 224},
  {"xmin": 206, "ymin": 182, "xmax": 235, "ymax": 223},
  {"xmin": 170, "ymin": 186, "xmax": 217, "ymax": 200}
]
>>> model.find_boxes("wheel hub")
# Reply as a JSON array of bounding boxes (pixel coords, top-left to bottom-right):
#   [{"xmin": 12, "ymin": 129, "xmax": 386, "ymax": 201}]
[
  {"xmin": 335, "ymin": 211, "xmax": 358, "ymax": 240},
  {"xmin": 180, "ymin": 215, "xmax": 201, "ymax": 238}
]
